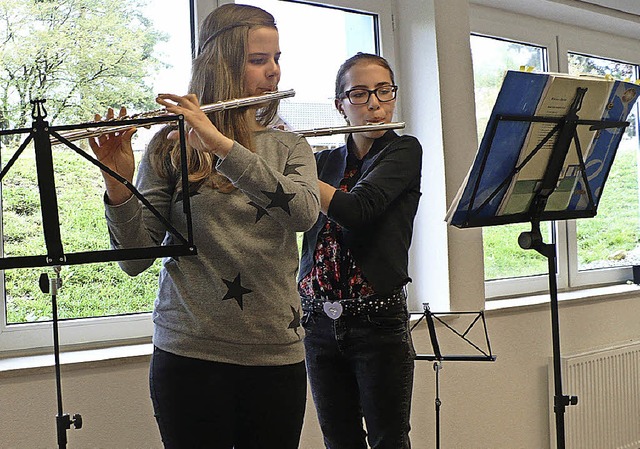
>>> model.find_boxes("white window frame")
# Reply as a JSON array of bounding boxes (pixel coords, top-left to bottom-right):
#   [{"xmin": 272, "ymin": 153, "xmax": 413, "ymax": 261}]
[
  {"xmin": 470, "ymin": 3, "xmax": 640, "ymax": 298},
  {"xmin": 558, "ymin": 32, "xmax": 640, "ymax": 288},
  {"xmin": 0, "ymin": 0, "xmax": 398, "ymax": 353},
  {"xmin": 214, "ymin": 0, "xmax": 396, "ymax": 64}
]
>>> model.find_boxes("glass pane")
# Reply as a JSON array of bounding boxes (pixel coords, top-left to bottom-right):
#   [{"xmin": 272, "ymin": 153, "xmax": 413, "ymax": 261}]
[
  {"xmin": 238, "ymin": 0, "xmax": 377, "ymax": 150},
  {"xmin": 470, "ymin": 34, "xmax": 551, "ymax": 280},
  {"xmin": 568, "ymin": 54, "xmax": 640, "ymax": 271},
  {"xmin": 1, "ymin": 0, "xmax": 191, "ymax": 324},
  {"xmin": 483, "ymin": 222, "xmax": 552, "ymax": 279}
]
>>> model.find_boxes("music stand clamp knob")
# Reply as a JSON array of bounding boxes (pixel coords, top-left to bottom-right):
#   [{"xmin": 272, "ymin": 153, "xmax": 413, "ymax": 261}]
[
  {"xmin": 57, "ymin": 413, "xmax": 82, "ymax": 431},
  {"xmin": 554, "ymin": 394, "xmax": 578, "ymax": 413},
  {"xmin": 72, "ymin": 414, "xmax": 82, "ymax": 429},
  {"xmin": 38, "ymin": 269, "xmax": 62, "ymax": 295},
  {"xmin": 518, "ymin": 229, "xmax": 541, "ymax": 250}
]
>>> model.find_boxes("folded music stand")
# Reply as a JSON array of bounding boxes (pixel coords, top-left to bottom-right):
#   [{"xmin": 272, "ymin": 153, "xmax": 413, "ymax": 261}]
[
  {"xmin": 0, "ymin": 99, "xmax": 197, "ymax": 449},
  {"xmin": 448, "ymin": 80, "xmax": 634, "ymax": 449},
  {"xmin": 411, "ymin": 303, "xmax": 496, "ymax": 449}
]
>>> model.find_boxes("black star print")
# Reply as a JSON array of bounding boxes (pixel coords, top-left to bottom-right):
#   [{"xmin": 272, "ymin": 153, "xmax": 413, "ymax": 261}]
[
  {"xmin": 288, "ymin": 305, "xmax": 301, "ymax": 338},
  {"xmin": 261, "ymin": 182, "xmax": 296, "ymax": 215},
  {"xmin": 248, "ymin": 201, "xmax": 269, "ymax": 223},
  {"xmin": 283, "ymin": 163, "xmax": 304, "ymax": 177},
  {"xmin": 222, "ymin": 273, "xmax": 252, "ymax": 310}
]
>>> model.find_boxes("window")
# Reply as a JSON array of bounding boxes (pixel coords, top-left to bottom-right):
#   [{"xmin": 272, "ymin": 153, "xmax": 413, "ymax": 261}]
[
  {"xmin": 0, "ymin": 0, "xmax": 191, "ymax": 351},
  {"xmin": 236, "ymin": 0, "xmax": 378, "ymax": 150},
  {"xmin": 567, "ymin": 54, "xmax": 640, "ymax": 287},
  {"xmin": 471, "ymin": 35, "xmax": 552, "ymax": 282},
  {"xmin": 1, "ymin": 0, "xmax": 394, "ymax": 352},
  {"xmin": 470, "ymin": 6, "xmax": 640, "ymax": 298}
]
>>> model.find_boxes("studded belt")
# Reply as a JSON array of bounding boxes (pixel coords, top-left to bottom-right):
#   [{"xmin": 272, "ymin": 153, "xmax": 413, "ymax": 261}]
[{"xmin": 300, "ymin": 290, "xmax": 406, "ymax": 320}]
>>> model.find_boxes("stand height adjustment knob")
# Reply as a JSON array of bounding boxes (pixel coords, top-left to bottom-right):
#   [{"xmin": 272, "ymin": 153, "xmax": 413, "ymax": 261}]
[
  {"xmin": 555, "ymin": 394, "xmax": 579, "ymax": 409},
  {"xmin": 71, "ymin": 414, "xmax": 82, "ymax": 430},
  {"xmin": 58, "ymin": 413, "xmax": 82, "ymax": 431},
  {"xmin": 518, "ymin": 230, "xmax": 541, "ymax": 250}
]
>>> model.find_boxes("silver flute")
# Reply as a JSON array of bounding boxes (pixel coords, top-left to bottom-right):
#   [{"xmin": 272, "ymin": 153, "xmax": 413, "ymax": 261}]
[
  {"xmin": 50, "ymin": 90, "xmax": 406, "ymax": 144},
  {"xmin": 295, "ymin": 121, "xmax": 405, "ymax": 137},
  {"xmin": 51, "ymin": 89, "xmax": 296, "ymax": 145}
]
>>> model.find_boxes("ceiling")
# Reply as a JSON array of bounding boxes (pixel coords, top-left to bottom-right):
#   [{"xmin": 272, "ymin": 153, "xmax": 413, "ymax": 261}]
[
  {"xmin": 470, "ymin": 0, "xmax": 640, "ymax": 39},
  {"xmin": 580, "ymin": 0, "xmax": 640, "ymax": 16}
]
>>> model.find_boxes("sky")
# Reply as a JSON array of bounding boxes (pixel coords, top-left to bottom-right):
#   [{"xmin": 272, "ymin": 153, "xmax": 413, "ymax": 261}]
[{"xmin": 146, "ymin": 1, "xmax": 376, "ymax": 102}]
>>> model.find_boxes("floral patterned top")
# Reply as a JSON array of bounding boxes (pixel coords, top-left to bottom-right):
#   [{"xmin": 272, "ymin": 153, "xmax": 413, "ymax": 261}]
[{"xmin": 298, "ymin": 151, "xmax": 375, "ymax": 300}]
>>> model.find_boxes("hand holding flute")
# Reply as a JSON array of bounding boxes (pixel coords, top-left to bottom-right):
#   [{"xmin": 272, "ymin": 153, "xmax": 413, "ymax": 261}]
[
  {"xmin": 89, "ymin": 92, "xmax": 233, "ymax": 205},
  {"xmin": 88, "ymin": 106, "xmax": 137, "ymax": 205},
  {"xmin": 86, "ymin": 87, "xmax": 406, "ymax": 205},
  {"xmin": 156, "ymin": 93, "xmax": 234, "ymax": 158}
]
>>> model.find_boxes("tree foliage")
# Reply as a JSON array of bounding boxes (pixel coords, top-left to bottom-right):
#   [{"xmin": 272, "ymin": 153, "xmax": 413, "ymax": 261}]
[
  {"xmin": 569, "ymin": 53, "xmax": 635, "ymax": 80},
  {"xmin": 0, "ymin": 0, "xmax": 168, "ymax": 133}
]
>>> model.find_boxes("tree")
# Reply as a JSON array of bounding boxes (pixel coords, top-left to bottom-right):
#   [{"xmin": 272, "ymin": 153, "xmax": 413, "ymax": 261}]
[{"xmin": 0, "ymin": 0, "xmax": 168, "ymax": 137}]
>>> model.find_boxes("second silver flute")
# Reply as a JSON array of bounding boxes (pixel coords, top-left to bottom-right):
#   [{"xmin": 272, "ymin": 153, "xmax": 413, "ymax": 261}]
[
  {"xmin": 51, "ymin": 89, "xmax": 296, "ymax": 145},
  {"xmin": 294, "ymin": 121, "xmax": 405, "ymax": 137}
]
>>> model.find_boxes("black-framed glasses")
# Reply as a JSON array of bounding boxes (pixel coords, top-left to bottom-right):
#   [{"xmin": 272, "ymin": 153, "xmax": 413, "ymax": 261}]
[{"xmin": 342, "ymin": 85, "xmax": 398, "ymax": 105}]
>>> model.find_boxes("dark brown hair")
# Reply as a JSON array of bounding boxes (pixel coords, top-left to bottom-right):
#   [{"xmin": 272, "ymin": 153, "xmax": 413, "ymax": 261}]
[{"xmin": 335, "ymin": 52, "xmax": 395, "ymax": 100}]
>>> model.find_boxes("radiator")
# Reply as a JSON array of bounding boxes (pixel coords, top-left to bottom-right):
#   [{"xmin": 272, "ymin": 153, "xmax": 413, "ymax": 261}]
[{"xmin": 549, "ymin": 341, "xmax": 640, "ymax": 449}]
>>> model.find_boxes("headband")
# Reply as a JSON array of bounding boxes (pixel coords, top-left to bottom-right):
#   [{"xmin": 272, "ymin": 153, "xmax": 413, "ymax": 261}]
[
  {"xmin": 198, "ymin": 21, "xmax": 276, "ymax": 55},
  {"xmin": 198, "ymin": 24, "xmax": 242, "ymax": 55}
]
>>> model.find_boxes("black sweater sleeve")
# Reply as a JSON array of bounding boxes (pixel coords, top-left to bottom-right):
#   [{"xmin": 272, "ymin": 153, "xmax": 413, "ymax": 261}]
[{"xmin": 327, "ymin": 135, "xmax": 422, "ymax": 229}]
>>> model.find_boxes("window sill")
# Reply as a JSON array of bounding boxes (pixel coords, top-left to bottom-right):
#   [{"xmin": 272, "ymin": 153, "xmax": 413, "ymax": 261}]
[
  {"xmin": 485, "ymin": 282, "xmax": 640, "ymax": 313},
  {"xmin": 0, "ymin": 341, "xmax": 153, "ymax": 379},
  {"xmin": 2, "ymin": 284, "xmax": 638, "ymax": 378}
]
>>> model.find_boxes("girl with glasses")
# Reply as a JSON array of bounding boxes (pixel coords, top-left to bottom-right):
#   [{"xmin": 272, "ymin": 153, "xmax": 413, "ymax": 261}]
[{"xmin": 299, "ymin": 52, "xmax": 423, "ymax": 448}]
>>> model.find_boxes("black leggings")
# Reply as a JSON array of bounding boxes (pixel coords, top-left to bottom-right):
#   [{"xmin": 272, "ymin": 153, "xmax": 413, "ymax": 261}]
[{"xmin": 149, "ymin": 347, "xmax": 307, "ymax": 449}]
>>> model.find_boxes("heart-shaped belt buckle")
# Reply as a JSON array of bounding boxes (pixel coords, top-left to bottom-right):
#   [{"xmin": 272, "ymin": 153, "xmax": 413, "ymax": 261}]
[{"xmin": 322, "ymin": 301, "xmax": 343, "ymax": 320}]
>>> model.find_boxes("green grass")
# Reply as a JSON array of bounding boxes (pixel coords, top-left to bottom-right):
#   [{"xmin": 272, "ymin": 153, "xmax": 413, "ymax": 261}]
[
  {"xmin": 575, "ymin": 144, "xmax": 639, "ymax": 264},
  {"xmin": 484, "ymin": 139, "xmax": 640, "ymax": 280},
  {"xmin": 3, "ymin": 132, "xmax": 639, "ymax": 320},
  {"xmin": 2, "ymin": 144, "xmax": 160, "ymax": 323},
  {"xmin": 483, "ymin": 223, "xmax": 549, "ymax": 279}
]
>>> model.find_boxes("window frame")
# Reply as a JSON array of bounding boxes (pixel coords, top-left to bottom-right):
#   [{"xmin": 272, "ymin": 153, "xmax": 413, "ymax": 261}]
[
  {"xmin": 0, "ymin": 0, "xmax": 398, "ymax": 353},
  {"xmin": 558, "ymin": 33, "xmax": 640, "ymax": 289},
  {"xmin": 470, "ymin": 4, "xmax": 640, "ymax": 299}
]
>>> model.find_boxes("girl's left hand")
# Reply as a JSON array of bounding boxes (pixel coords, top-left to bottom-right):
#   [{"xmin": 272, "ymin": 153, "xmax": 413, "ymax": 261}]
[{"xmin": 156, "ymin": 93, "xmax": 234, "ymax": 157}]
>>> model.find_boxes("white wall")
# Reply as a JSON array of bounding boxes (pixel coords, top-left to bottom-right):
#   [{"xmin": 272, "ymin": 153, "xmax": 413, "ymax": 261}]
[
  {"xmin": 2, "ymin": 1, "xmax": 640, "ymax": 448},
  {"xmin": 3, "ymin": 290, "xmax": 640, "ymax": 448}
]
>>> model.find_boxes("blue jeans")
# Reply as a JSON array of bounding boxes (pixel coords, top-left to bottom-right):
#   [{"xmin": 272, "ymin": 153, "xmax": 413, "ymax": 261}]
[
  {"xmin": 302, "ymin": 301, "xmax": 416, "ymax": 449},
  {"xmin": 149, "ymin": 347, "xmax": 307, "ymax": 449}
]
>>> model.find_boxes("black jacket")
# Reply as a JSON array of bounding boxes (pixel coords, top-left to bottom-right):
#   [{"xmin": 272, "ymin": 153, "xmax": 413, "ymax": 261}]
[{"xmin": 299, "ymin": 131, "xmax": 422, "ymax": 296}]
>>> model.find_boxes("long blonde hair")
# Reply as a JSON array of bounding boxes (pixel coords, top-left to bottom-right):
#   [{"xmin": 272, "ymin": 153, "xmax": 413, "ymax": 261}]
[{"xmin": 153, "ymin": 4, "xmax": 280, "ymax": 192}]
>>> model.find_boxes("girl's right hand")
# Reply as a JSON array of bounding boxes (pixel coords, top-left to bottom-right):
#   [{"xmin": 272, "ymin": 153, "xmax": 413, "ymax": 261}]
[{"xmin": 156, "ymin": 93, "xmax": 234, "ymax": 158}]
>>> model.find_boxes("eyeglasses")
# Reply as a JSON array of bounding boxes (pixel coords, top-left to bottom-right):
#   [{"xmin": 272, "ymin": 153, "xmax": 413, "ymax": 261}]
[{"xmin": 342, "ymin": 85, "xmax": 398, "ymax": 105}]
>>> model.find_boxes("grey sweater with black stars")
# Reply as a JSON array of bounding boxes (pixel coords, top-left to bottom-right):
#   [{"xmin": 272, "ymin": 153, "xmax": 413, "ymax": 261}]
[{"xmin": 104, "ymin": 128, "xmax": 320, "ymax": 366}]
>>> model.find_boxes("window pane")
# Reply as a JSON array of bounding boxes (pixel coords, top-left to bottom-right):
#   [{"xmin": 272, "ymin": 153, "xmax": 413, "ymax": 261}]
[
  {"xmin": 568, "ymin": 54, "xmax": 640, "ymax": 271},
  {"xmin": 470, "ymin": 35, "xmax": 551, "ymax": 280},
  {"xmin": 238, "ymin": 0, "xmax": 378, "ymax": 150},
  {"xmin": 1, "ymin": 0, "xmax": 191, "ymax": 324}
]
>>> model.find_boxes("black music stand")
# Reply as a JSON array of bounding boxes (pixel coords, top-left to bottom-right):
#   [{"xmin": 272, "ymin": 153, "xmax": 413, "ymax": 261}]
[
  {"xmin": 447, "ymin": 77, "xmax": 634, "ymax": 448},
  {"xmin": 0, "ymin": 99, "xmax": 197, "ymax": 448},
  {"xmin": 411, "ymin": 303, "xmax": 496, "ymax": 449}
]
